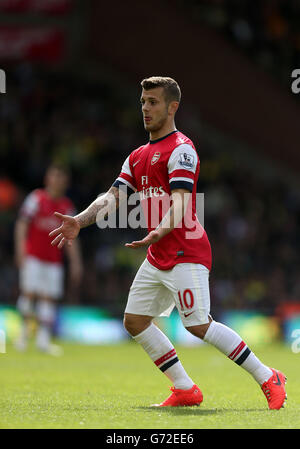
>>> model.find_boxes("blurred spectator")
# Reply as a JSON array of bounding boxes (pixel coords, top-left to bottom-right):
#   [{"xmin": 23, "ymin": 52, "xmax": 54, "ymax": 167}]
[{"xmin": 174, "ymin": 0, "xmax": 300, "ymax": 88}]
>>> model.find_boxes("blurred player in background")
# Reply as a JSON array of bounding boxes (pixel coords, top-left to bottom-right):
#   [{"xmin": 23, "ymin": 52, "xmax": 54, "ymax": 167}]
[
  {"xmin": 49, "ymin": 77, "xmax": 287, "ymax": 409},
  {"xmin": 15, "ymin": 164, "xmax": 83, "ymax": 355}
]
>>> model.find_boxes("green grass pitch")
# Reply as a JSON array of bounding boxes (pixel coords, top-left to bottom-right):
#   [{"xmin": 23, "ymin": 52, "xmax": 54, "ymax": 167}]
[{"xmin": 0, "ymin": 340, "xmax": 299, "ymax": 429}]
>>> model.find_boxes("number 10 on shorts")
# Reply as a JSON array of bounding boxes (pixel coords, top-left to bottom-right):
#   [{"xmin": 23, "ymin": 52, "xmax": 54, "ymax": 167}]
[{"xmin": 178, "ymin": 289, "xmax": 194, "ymax": 315}]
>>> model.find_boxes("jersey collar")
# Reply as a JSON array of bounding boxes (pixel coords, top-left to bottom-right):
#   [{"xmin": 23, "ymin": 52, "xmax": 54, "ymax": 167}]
[{"xmin": 149, "ymin": 130, "xmax": 178, "ymax": 144}]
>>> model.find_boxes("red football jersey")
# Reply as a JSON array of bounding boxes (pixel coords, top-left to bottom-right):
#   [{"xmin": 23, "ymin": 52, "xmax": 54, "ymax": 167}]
[
  {"xmin": 114, "ymin": 130, "xmax": 212, "ymax": 271},
  {"xmin": 20, "ymin": 188, "xmax": 75, "ymax": 263}
]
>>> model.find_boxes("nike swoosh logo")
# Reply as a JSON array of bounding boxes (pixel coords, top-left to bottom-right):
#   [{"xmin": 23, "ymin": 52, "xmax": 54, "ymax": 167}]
[
  {"xmin": 273, "ymin": 373, "xmax": 281, "ymax": 386},
  {"xmin": 183, "ymin": 311, "xmax": 194, "ymax": 318},
  {"xmin": 133, "ymin": 160, "xmax": 140, "ymax": 167}
]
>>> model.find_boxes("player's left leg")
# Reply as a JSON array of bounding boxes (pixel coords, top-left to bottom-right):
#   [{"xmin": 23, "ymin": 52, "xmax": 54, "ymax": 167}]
[
  {"xmin": 36, "ymin": 295, "xmax": 56, "ymax": 352},
  {"xmin": 175, "ymin": 263, "xmax": 287, "ymax": 410},
  {"xmin": 35, "ymin": 260, "xmax": 64, "ymax": 355},
  {"xmin": 187, "ymin": 320, "xmax": 287, "ymax": 409}
]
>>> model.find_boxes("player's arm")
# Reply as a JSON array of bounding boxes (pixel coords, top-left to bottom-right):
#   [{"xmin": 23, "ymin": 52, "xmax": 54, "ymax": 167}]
[
  {"xmin": 156, "ymin": 187, "xmax": 191, "ymax": 238},
  {"xmin": 49, "ymin": 185, "xmax": 128, "ymax": 249},
  {"xmin": 14, "ymin": 190, "xmax": 39, "ymax": 267},
  {"xmin": 14, "ymin": 216, "xmax": 29, "ymax": 268},
  {"xmin": 75, "ymin": 185, "xmax": 129, "ymax": 228},
  {"xmin": 125, "ymin": 188, "xmax": 190, "ymax": 248},
  {"xmin": 126, "ymin": 143, "xmax": 197, "ymax": 249}
]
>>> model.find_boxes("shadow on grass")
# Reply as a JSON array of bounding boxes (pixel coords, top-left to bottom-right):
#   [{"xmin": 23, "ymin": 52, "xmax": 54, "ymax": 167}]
[{"xmin": 136, "ymin": 407, "xmax": 266, "ymax": 416}]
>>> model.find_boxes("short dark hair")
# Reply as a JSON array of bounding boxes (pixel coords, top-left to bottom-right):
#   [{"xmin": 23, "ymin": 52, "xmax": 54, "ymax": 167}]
[
  {"xmin": 46, "ymin": 163, "xmax": 71, "ymax": 178},
  {"xmin": 141, "ymin": 76, "xmax": 181, "ymax": 104}
]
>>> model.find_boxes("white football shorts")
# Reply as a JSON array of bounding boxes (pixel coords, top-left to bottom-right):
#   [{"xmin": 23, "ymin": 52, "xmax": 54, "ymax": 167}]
[
  {"xmin": 20, "ymin": 255, "xmax": 64, "ymax": 300},
  {"xmin": 125, "ymin": 258, "xmax": 211, "ymax": 327}
]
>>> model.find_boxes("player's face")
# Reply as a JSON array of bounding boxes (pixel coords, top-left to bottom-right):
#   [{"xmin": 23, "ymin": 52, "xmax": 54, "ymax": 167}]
[
  {"xmin": 45, "ymin": 168, "xmax": 69, "ymax": 196},
  {"xmin": 141, "ymin": 88, "xmax": 169, "ymax": 133}
]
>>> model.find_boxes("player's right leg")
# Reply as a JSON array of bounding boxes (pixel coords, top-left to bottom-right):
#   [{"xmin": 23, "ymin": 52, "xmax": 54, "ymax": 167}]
[
  {"xmin": 16, "ymin": 256, "xmax": 40, "ymax": 351},
  {"xmin": 124, "ymin": 259, "xmax": 203, "ymax": 407},
  {"xmin": 15, "ymin": 291, "xmax": 35, "ymax": 351}
]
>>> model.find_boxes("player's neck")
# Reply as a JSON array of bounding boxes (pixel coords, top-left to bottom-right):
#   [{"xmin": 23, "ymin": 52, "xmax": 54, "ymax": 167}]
[
  {"xmin": 149, "ymin": 123, "xmax": 177, "ymax": 142},
  {"xmin": 45, "ymin": 187, "xmax": 62, "ymax": 199}
]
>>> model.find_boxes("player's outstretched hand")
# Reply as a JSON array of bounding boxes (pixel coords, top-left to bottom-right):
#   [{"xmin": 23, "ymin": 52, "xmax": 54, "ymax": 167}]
[
  {"xmin": 125, "ymin": 230, "xmax": 160, "ymax": 249},
  {"xmin": 49, "ymin": 212, "xmax": 80, "ymax": 249}
]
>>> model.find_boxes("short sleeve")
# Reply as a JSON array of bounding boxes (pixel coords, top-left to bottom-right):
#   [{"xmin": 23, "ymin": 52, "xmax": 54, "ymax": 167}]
[
  {"xmin": 167, "ymin": 144, "xmax": 198, "ymax": 192},
  {"xmin": 19, "ymin": 190, "xmax": 39, "ymax": 219},
  {"xmin": 113, "ymin": 155, "xmax": 137, "ymax": 194}
]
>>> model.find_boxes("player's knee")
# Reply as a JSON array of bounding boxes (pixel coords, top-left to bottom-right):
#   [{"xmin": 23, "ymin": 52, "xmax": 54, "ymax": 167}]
[
  {"xmin": 36, "ymin": 300, "xmax": 56, "ymax": 326},
  {"xmin": 123, "ymin": 314, "xmax": 140, "ymax": 336},
  {"xmin": 16, "ymin": 294, "xmax": 34, "ymax": 318},
  {"xmin": 123, "ymin": 313, "xmax": 152, "ymax": 337},
  {"xmin": 185, "ymin": 322, "xmax": 211, "ymax": 340}
]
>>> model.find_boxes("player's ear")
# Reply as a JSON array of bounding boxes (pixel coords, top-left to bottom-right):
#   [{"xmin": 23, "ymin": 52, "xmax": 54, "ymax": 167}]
[{"xmin": 168, "ymin": 101, "xmax": 179, "ymax": 116}]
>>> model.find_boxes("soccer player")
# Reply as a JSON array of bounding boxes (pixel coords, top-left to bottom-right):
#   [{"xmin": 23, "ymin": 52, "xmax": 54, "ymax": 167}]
[
  {"xmin": 15, "ymin": 164, "xmax": 83, "ymax": 355},
  {"xmin": 49, "ymin": 77, "xmax": 287, "ymax": 409}
]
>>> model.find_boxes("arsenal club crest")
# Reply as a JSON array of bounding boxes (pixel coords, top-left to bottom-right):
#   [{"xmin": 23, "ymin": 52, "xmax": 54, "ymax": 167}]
[{"xmin": 151, "ymin": 152, "xmax": 161, "ymax": 165}]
